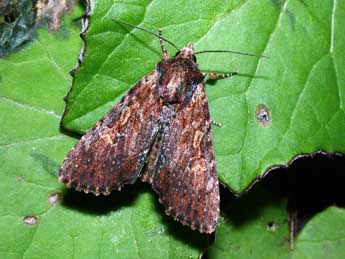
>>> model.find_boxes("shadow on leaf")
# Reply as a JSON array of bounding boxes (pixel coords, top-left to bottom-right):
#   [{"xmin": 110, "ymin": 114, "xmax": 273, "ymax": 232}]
[
  {"xmin": 30, "ymin": 152, "xmax": 60, "ymax": 177},
  {"xmin": 61, "ymin": 181, "xmax": 140, "ymax": 215},
  {"xmin": 220, "ymin": 184, "xmax": 283, "ymax": 228},
  {"xmin": 263, "ymin": 152, "xmax": 345, "ymax": 233},
  {"xmin": 151, "ymin": 190, "xmax": 212, "ymax": 250}
]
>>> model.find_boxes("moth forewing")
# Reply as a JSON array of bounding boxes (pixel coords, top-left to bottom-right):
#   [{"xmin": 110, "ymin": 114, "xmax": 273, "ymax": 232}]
[
  {"xmin": 151, "ymin": 82, "xmax": 219, "ymax": 233},
  {"xmin": 59, "ymin": 71, "xmax": 164, "ymax": 195}
]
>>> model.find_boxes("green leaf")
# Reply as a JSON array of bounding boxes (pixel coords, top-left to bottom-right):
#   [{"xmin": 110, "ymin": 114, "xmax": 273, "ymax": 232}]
[
  {"xmin": 0, "ymin": 6, "xmax": 208, "ymax": 259},
  {"xmin": 61, "ymin": 0, "xmax": 345, "ymax": 193},
  {"xmin": 208, "ymin": 186, "xmax": 291, "ymax": 259},
  {"xmin": 293, "ymin": 207, "xmax": 345, "ymax": 259}
]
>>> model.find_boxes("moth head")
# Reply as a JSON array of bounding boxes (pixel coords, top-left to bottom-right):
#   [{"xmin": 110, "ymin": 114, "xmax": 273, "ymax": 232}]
[
  {"xmin": 176, "ymin": 44, "xmax": 197, "ymax": 62},
  {"xmin": 157, "ymin": 46, "xmax": 203, "ymax": 103}
]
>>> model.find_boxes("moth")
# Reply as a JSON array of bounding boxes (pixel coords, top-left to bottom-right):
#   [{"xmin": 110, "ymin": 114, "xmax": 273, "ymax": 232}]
[{"xmin": 59, "ymin": 20, "xmax": 261, "ymax": 233}]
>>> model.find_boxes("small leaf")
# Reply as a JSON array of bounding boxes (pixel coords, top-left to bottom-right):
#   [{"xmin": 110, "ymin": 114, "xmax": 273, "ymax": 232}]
[{"xmin": 293, "ymin": 207, "xmax": 345, "ymax": 259}]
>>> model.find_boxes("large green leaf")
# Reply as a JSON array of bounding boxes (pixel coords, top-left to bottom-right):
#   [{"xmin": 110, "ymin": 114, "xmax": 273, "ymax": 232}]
[
  {"xmin": 0, "ymin": 7, "xmax": 208, "ymax": 259},
  {"xmin": 61, "ymin": 0, "xmax": 345, "ymax": 193}
]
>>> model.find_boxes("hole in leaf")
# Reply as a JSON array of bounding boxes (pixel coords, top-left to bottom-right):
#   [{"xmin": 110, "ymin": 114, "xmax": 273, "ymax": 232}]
[
  {"xmin": 266, "ymin": 221, "xmax": 278, "ymax": 231},
  {"xmin": 23, "ymin": 216, "xmax": 38, "ymax": 226},
  {"xmin": 256, "ymin": 104, "xmax": 271, "ymax": 126},
  {"xmin": 48, "ymin": 191, "xmax": 62, "ymax": 206}
]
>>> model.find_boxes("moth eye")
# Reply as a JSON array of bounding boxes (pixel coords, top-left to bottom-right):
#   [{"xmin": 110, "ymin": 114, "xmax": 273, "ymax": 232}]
[
  {"xmin": 174, "ymin": 51, "xmax": 181, "ymax": 57},
  {"xmin": 192, "ymin": 55, "xmax": 197, "ymax": 62}
]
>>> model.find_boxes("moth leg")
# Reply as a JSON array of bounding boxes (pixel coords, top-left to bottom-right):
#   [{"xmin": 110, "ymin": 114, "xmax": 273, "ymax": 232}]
[
  {"xmin": 211, "ymin": 120, "xmax": 222, "ymax": 127},
  {"xmin": 205, "ymin": 71, "xmax": 239, "ymax": 80},
  {"xmin": 159, "ymin": 28, "xmax": 169, "ymax": 60}
]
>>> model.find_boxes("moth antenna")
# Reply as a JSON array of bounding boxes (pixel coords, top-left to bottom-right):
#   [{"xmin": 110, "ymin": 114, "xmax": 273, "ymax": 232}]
[
  {"xmin": 113, "ymin": 19, "xmax": 180, "ymax": 51},
  {"xmin": 194, "ymin": 50, "xmax": 269, "ymax": 58}
]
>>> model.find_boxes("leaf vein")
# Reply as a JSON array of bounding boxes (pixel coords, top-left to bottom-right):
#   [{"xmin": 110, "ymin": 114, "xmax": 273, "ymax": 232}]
[
  {"xmin": 330, "ymin": 0, "xmax": 337, "ymax": 53},
  {"xmin": 0, "ymin": 96, "xmax": 61, "ymax": 118},
  {"xmin": 130, "ymin": 210, "xmax": 142, "ymax": 259},
  {"xmin": 0, "ymin": 135, "xmax": 70, "ymax": 148},
  {"xmin": 36, "ymin": 39, "xmax": 70, "ymax": 82}
]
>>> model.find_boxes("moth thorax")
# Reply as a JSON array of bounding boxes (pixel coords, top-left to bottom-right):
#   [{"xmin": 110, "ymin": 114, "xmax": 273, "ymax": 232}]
[
  {"xmin": 157, "ymin": 72, "xmax": 185, "ymax": 103},
  {"xmin": 156, "ymin": 47, "xmax": 203, "ymax": 104}
]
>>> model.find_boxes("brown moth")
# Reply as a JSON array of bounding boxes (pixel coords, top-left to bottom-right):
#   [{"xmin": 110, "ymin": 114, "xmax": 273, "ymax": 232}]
[{"xmin": 59, "ymin": 21, "xmax": 257, "ymax": 233}]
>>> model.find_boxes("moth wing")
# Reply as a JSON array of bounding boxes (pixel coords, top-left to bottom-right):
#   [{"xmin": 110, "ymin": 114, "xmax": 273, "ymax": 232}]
[
  {"xmin": 152, "ymin": 83, "xmax": 219, "ymax": 233},
  {"xmin": 59, "ymin": 71, "xmax": 163, "ymax": 195}
]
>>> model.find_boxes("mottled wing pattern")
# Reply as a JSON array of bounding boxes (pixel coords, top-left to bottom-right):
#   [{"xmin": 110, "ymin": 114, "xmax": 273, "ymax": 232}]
[
  {"xmin": 151, "ymin": 83, "xmax": 220, "ymax": 233},
  {"xmin": 59, "ymin": 71, "xmax": 163, "ymax": 195}
]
